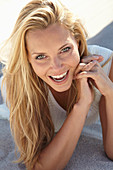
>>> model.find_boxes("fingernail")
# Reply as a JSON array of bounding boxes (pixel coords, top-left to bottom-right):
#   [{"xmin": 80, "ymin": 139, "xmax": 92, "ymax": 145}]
[{"xmin": 99, "ymin": 55, "xmax": 104, "ymax": 58}]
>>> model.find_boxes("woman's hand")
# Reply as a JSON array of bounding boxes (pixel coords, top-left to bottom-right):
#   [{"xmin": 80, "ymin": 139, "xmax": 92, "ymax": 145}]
[
  {"xmin": 75, "ymin": 77, "xmax": 94, "ymax": 106},
  {"xmin": 80, "ymin": 54, "xmax": 104, "ymax": 64},
  {"xmin": 75, "ymin": 55, "xmax": 113, "ymax": 97}
]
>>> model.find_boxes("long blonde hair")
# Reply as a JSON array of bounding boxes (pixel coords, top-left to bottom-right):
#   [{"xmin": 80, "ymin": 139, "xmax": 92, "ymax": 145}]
[{"xmin": 0, "ymin": 0, "xmax": 88, "ymax": 169}]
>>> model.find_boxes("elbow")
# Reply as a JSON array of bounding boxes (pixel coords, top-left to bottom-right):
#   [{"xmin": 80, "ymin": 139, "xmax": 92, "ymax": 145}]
[
  {"xmin": 33, "ymin": 163, "xmax": 60, "ymax": 170},
  {"xmin": 104, "ymin": 148, "xmax": 113, "ymax": 161},
  {"xmin": 33, "ymin": 163, "xmax": 63, "ymax": 170},
  {"xmin": 106, "ymin": 152, "xmax": 113, "ymax": 161}
]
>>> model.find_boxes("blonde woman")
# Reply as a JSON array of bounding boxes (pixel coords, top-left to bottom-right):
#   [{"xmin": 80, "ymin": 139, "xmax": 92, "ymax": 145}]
[{"xmin": 0, "ymin": 0, "xmax": 113, "ymax": 169}]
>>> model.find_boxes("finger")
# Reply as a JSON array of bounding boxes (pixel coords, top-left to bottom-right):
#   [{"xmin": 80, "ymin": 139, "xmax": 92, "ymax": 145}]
[
  {"xmin": 73, "ymin": 60, "xmax": 98, "ymax": 79},
  {"xmin": 81, "ymin": 55, "xmax": 104, "ymax": 63},
  {"xmin": 82, "ymin": 60, "xmax": 102, "ymax": 72},
  {"xmin": 97, "ymin": 56, "xmax": 104, "ymax": 63},
  {"xmin": 76, "ymin": 71, "xmax": 97, "ymax": 80},
  {"xmin": 73, "ymin": 63, "xmax": 86, "ymax": 79},
  {"xmin": 89, "ymin": 60, "xmax": 102, "ymax": 68},
  {"xmin": 82, "ymin": 60, "xmax": 97, "ymax": 71}
]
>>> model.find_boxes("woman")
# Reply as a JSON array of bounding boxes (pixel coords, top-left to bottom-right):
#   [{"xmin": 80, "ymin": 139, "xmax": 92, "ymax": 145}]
[{"xmin": 0, "ymin": 0, "xmax": 113, "ymax": 169}]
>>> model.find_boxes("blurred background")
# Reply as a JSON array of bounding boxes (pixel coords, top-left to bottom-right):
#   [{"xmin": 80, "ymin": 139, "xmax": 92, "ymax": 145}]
[{"xmin": 0, "ymin": 0, "xmax": 113, "ymax": 46}]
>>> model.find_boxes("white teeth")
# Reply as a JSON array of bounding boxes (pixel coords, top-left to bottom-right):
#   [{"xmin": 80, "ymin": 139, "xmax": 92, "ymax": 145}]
[{"xmin": 51, "ymin": 71, "xmax": 67, "ymax": 79}]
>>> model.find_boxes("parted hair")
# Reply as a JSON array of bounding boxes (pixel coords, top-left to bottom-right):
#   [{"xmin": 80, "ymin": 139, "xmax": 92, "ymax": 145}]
[{"xmin": 0, "ymin": 0, "xmax": 88, "ymax": 169}]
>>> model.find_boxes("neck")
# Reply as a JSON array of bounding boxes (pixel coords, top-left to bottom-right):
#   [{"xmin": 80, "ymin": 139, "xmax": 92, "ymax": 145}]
[{"xmin": 49, "ymin": 86, "xmax": 72, "ymax": 111}]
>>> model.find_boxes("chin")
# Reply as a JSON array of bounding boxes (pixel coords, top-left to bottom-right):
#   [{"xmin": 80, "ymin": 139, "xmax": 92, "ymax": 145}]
[{"xmin": 52, "ymin": 84, "xmax": 72, "ymax": 93}]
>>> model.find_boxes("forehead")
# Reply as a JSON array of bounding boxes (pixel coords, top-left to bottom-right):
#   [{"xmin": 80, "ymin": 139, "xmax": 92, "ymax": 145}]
[{"xmin": 26, "ymin": 23, "xmax": 75, "ymax": 52}]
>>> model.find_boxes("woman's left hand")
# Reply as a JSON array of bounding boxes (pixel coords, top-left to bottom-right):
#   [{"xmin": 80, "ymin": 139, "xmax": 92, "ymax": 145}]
[{"xmin": 75, "ymin": 55, "xmax": 113, "ymax": 97}]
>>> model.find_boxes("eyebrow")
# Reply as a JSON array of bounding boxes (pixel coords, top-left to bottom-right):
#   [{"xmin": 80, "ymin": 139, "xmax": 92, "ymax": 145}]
[
  {"xmin": 31, "ymin": 52, "xmax": 45, "ymax": 56},
  {"xmin": 31, "ymin": 43, "xmax": 70, "ymax": 56},
  {"xmin": 58, "ymin": 43, "xmax": 69, "ymax": 51}
]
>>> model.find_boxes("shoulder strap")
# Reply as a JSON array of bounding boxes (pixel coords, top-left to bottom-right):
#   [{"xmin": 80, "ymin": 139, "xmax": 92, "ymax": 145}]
[{"xmin": 101, "ymin": 53, "xmax": 113, "ymax": 68}]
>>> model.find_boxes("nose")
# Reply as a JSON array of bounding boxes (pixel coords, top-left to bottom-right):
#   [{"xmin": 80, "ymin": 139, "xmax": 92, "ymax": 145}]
[{"xmin": 50, "ymin": 56, "xmax": 63, "ymax": 70}]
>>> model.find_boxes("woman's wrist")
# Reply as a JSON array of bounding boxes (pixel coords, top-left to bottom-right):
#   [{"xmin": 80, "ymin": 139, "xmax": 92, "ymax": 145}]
[
  {"xmin": 72, "ymin": 102, "xmax": 91, "ymax": 120},
  {"xmin": 76, "ymin": 97, "xmax": 92, "ymax": 108},
  {"xmin": 104, "ymin": 83, "xmax": 113, "ymax": 98}
]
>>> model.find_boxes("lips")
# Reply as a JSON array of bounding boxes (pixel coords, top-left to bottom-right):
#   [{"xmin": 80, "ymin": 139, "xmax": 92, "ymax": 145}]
[{"xmin": 49, "ymin": 70, "xmax": 69, "ymax": 82}]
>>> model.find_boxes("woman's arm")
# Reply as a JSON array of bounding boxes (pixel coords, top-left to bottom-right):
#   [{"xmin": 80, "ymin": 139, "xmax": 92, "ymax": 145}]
[
  {"xmin": 99, "ymin": 57, "xmax": 113, "ymax": 160},
  {"xmin": 34, "ymin": 78, "xmax": 93, "ymax": 170},
  {"xmin": 76, "ymin": 54, "xmax": 113, "ymax": 160},
  {"xmin": 35, "ymin": 103, "xmax": 88, "ymax": 170}
]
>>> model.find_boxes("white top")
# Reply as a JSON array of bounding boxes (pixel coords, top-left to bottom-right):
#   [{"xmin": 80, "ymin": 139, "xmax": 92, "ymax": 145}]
[{"xmin": 48, "ymin": 45, "xmax": 113, "ymax": 133}]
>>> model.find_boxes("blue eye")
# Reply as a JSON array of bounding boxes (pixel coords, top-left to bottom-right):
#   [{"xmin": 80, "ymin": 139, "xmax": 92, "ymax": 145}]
[
  {"xmin": 61, "ymin": 47, "xmax": 71, "ymax": 53},
  {"xmin": 35, "ymin": 55, "xmax": 46, "ymax": 60}
]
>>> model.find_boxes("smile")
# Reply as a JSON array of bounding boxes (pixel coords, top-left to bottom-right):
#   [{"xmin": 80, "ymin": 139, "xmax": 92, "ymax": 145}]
[{"xmin": 49, "ymin": 70, "xmax": 69, "ymax": 82}]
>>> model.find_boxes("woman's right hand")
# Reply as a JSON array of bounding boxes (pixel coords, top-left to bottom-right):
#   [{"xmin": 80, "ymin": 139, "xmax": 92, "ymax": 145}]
[
  {"xmin": 76, "ymin": 77, "xmax": 94, "ymax": 106},
  {"xmin": 73, "ymin": 54, "xmax": 103, "ymax": 106},
  {"xmin": 73, "ymin": 61, "xmax": 96, "ymax": 107}
]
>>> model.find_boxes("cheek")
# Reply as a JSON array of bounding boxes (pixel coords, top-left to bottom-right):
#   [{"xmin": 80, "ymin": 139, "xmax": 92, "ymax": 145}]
[
  {"xmin": 69, "ymin": 52, "xmax": 80, "ymax": 67},
  {"xmin": 30, "ymin": 62, "xmax": 45, "ymax": 77}
]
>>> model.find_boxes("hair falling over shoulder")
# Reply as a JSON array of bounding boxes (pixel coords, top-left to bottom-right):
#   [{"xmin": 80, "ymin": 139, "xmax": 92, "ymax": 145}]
[{"xmin": 0, "ymin": 0, "xmax": 88, "ymax": 169}]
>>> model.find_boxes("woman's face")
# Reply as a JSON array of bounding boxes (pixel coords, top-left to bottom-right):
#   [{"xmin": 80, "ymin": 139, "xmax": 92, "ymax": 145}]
[{"xmin": 26, "ymin": 23, "xmax": 80, "ymax": 92}]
